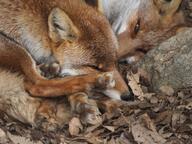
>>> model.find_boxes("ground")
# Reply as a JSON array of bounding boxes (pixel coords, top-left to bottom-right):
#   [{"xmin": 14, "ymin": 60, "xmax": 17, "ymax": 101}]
[{"xmin": 0, "ymin": 63, "xmax": 192, "ymax": 144}]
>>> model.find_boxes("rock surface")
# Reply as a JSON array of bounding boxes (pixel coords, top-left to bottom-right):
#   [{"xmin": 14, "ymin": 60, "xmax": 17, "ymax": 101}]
[{"xmin": 138, "ymin": 28, "xmax": 192, "ymax": 92}]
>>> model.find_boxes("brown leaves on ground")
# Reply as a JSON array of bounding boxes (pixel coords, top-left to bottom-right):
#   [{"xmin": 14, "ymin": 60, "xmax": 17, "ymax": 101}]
[
  {"xmin": 131, "ymin": 114, "xmax": 166, "ymax": 144},
  {"xmin": 0, "ymin": 68, "xmax": 192, "ymax": 144},
  {"xmin": 1, "ymin": 86, "xmax": 192, "ymax": 144},
  {"xmin": 69, "ymin": 117, "xmax": 83, "ymax": 136},
  {"xmin": 127, "ymin": 71, "xmax": 154, "ymax": 101}
]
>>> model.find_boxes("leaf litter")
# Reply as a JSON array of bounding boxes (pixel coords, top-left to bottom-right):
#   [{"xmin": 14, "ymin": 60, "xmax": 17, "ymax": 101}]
[{"xmin": 0, "ymin": 66, "xmax": 192, "ymax": 144}]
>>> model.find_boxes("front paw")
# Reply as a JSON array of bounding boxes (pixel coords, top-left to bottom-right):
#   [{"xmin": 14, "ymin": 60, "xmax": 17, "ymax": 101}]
[
  {"xmin": 34, "ymin": 114, "xmax": 58, "ymax": 131},
  {"xmin": 96, "ymin": 72, "xmax": 116, "ymax": 90},
  {"xmin": 69, "ymin": 93, "xmax": 102, "ymax": 125},
  {"xmin": 39, "ymin": 62, "xmax": 61, "ymax": 79},
  {"xmin": 34, "ymin": 100, "xmax": 58, "ymax": 131},
  {"xmin": 79, "ymin": 99, "xmax": 102, "ymax": 125}
]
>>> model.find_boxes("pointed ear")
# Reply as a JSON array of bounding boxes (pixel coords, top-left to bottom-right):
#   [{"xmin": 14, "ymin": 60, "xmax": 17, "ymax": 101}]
[
  {"xmin": 83, "ymin": 0, "xmax": 103, "ymax": 13},
  {"xmin": 48, "ymin": 8, "xmax": 79, "ymax": 43},
  {"xmin": 153, "ymin": 0, "xmax": 182, "ymax": 16}
]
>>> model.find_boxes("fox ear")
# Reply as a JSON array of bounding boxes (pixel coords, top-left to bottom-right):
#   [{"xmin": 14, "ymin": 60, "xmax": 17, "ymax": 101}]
[
  {"xmin": 48, "ymin": 8, "xmax": 79, "ymax": 42},
  {"xmin": 83, "ymin": 0, "xmax": 103, "ymax": 13},
  {"xmin": 153, "ymin": 0, "xmax": 182, "ymax": 16}
]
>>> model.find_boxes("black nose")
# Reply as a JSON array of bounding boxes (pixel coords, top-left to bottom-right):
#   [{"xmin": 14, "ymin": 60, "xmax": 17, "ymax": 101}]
[{"xmin": 121, "ymin": 91, "xmax": 134, "ymax": 101}]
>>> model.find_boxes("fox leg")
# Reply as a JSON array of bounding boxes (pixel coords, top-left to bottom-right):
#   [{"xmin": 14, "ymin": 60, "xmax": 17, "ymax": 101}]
[
  {"xmin": 0, "ymin": 34, "xmax": 115, "ymax": 98},
  {"xmin": 34, "ymin": 99, "xmax": 72, "ymax": 131},
  {"xmin": 25, "ymin": 72, "xmax": 114, "ymax": 97},
  {"xmin": 68, "ymin": 93, "xmax": 102, "ymax": 125}
]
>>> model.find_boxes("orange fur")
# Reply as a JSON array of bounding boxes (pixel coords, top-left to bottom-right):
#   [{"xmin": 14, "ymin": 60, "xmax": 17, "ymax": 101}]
[
  {"xmin": 0, "ymin": 0, "xmax": 131, "ymax": 127},
  {"xmin": 0, "ymin": 0, "xmax": 129, "ymax": 99},
  {"xmin": 118, "ymin": 0, "xmax": 187, "ymax": 59}
]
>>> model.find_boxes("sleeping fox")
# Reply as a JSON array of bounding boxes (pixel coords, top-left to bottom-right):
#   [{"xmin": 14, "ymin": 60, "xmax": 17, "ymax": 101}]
[
  {"xmin": 0, "ymin": 0, "xmax": 131, "ymax": 127},
  {"xmin": 101, "ymin": 0, "xmax": 191, "ymax": 63}
]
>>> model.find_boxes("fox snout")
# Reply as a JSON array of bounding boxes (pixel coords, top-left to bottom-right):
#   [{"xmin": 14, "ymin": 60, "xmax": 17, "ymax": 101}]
[{"xmin": 103, "ymin": 70, "xmax": 133, "ymax": 101}]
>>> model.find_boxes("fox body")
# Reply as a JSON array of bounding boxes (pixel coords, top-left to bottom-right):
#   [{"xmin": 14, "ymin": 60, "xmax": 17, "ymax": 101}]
[
  {"xmin": 0, "ymin": 0, "xmax": 130, "ymax": 127},
  {"xmin": 0, "ymin": 67, "xmax": 72, "ymax": 128},
  {"xmin": 0, "ymin": 0, "xmax": 130, "ymax": 99},
  {"xmin": 102, "ymin": 0, "xmax": 190, "ymax": 62},
  {"xmin": 0, "ymin": 0, "xmax": 116, "ymax": 68}
]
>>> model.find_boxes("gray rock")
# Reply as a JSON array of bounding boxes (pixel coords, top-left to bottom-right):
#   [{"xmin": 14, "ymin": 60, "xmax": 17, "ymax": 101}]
[{"xmin": 138, "ymin": 28, "xmax": 192, "ymax": 92}]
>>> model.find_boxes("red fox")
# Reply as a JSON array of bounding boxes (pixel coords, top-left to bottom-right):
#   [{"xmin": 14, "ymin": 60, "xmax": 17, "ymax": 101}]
[
  {"xmin": 101, "ymin": 0, "xmax": 191, "ymax": 63},
  {"xmin": 0, "ymin": 0, "xmax": 132, "ymax": 99},
  {"xmin": 0, "ymin": 0, "xmax": 131, "ymax": 126},
  {"xmin": 0, "ymin": 66, "xmax": 123, "ymax": 128}
]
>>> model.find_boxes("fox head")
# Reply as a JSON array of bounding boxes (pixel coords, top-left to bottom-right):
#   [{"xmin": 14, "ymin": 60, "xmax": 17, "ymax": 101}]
[
  {"xmin": 45, "ymin": 1, "xmax": 130, "ymax": 100},
  {"xmin": 101, "ymin": 0, "xmax": 188, "ymax": 61}
]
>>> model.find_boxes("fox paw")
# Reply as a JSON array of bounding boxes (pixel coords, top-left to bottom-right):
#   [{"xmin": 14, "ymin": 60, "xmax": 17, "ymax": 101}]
[
  {"xmin": 39, "ymin": 62, "xmax": 61, "ymax": 79},
  {"xmin": 79, "ymin": 100, "xmax": 102, "ymax": 125},
  {"xmin": 34, "ymin": 101, "xmax": 58, "ymax": 131},
  {"xmin": 69, "ymin": 93, "xmax": 102, "ymax": 125},
  {"xmin": 96, "ymin": 72, "xmax": 116, "ymax": 89},
  {"xmin": 34, "ymin": 114, "xmax": 58, "ymax": 131}
]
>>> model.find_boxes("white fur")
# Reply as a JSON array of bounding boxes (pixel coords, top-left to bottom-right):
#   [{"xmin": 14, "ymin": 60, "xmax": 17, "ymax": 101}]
[
  {"xmin": 125, "ymin": 56, "xmax": 137, "ymax": 64},
  {"xmin": 102, "ymin": 0, "xmax": 140, "ymax": 34},
  {"xmin": 0, "ymin": 69, "xmax": 71, "ymax": 126},
  {"xmin": 0, "ymin": 69, "xmax": 40, "ymax": 124},
  {"xmin": 20, "ymin": 29, "xmax": 51, "ymax": 62},
  {"xmin": 60, "ymin": 68, "xmax": 79, "ymax": 76},
  {"xmin": 104, "ymin": 89, "xmax": 121, "ymax": 100}
]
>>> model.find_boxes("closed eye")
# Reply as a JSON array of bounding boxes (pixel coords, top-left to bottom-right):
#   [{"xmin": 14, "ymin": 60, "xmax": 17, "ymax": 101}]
[
  {"xmin": 83, "ymin": 64, "xmax": 101, "ymax": 71},
  {"xmin": 88, "ymin": 65, "xmax": 101, "ymax": 71}
]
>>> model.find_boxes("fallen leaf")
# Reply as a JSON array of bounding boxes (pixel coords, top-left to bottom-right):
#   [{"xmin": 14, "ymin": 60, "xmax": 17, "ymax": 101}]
[
  {"xmin": 172, "ymin": 112, "xmax": 187, "ymax": 128},
  {"xmin": 85, "ymin": 124, "xmax": 101, "ymax": 134},
  {"xmin": 69, "ymin": 117, "xmax": 83, "ymax": 136},
  {"xmin": 131, "ymin": 114, "xmax": 166, "ymax": 144},
  {"xmin": 103, "ymin": 126, "xmax": 115, "ymax": 132},
  {"xmin": 186, "ymin": 102, "xmax": 192, "ymax": 110},
  {"xmin": 7, "ymin": 132, "xmax": 42, "ymax": 144},
  {"xmin": 150, "ymin": 96, "xmax": 159, "ymax": 104},
  {"xmin": 127, "ymin": 72, "xmax": 154, "ymax": 101},
  {"xmin": 141, "ymin": 113, "xmax": 157, "ymax": 132},
  {"xmin": 0, "ymin": 128, "xmax": 11, "ymax": 144},
  {"xmin": 0, "ymin": 128, "xmax": 6, "ymax": 138},
  {"xmin": 127, "ymin": 72, "xmax": 144, "ymax": 101}
]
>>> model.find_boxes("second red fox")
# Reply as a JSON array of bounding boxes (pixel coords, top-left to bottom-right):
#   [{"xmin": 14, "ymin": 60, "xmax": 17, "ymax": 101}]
[{"xmin": 102, "ymin": 0, "xmax": 189, "ymax": 63}]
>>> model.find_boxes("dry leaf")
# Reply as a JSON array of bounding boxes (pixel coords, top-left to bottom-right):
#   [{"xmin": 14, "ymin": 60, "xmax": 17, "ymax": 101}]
[
  {"xmin": 0, "ymin": 128, "xmax": 6, "ymax": 138},
  {"xmin": 107, "ymin": 138, "xmax": 117, "ymax": 144},
  {"xmin": 127, "ymin": 72, "xmax": 144, "ymax": 100},
  {"xmin": 141, "ymin": 113, "xmax": 157, "ymax": 132},
  {"xmin": 186, "ymin": 102, "xmax": 192, "ymax": 110},
  {"xmin": 0, "ymin": 128, "xmax": 10, "ymax": 144},
  {"xmin": 172, "ymin": 112, "xmax": 187, "ymax": 128},
  {"xmin": 103, "ymin": 126, "xmax": 115, "ymax": 132},
  {"xmin": 131, "ymin": 114, "xmax": 166, "ymax": 144},
  {"xmin": 69, "ymin": 117, "xmax": 83, "ymax": 136},
  {"xmin": 85, "ymin": 124, "xmax": 101, "ymax": 134},
  {"xmin": 7, "ymin": 132, "xmax": 43, "ymax": 144},
  {"xmin": 127, "ymin": 72, "xmax": 154, "ymax": 101}
]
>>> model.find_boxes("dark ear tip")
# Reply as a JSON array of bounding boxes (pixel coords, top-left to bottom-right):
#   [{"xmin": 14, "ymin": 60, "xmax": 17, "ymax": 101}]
[
  {"xmin": 83, "ymin": 0, "xmax": 103, "ymax": 13},
  {"xmin": 84, "ymin": 0, "xmax": 98, "ymax": 7}
]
